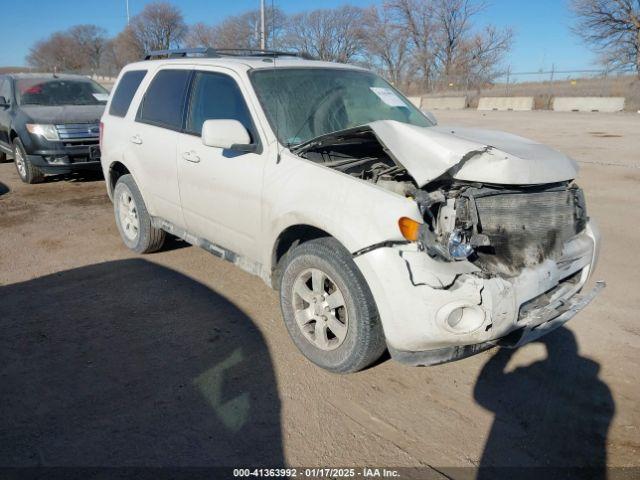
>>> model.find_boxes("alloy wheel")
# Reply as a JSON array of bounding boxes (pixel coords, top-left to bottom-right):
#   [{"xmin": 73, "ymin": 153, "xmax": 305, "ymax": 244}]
[{"xmin": 292, "ymin": 268, "xmax": 348, "ymax": 351}]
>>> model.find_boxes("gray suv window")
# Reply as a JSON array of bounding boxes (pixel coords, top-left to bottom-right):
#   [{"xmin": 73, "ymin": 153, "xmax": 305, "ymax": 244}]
[
  {"xmin": 137, "ymin": 69, "xmax": 191, "ymax": 130},
  {"xmin": 110, "ymin": 70, "xmax": 146, "ymax": 117}
]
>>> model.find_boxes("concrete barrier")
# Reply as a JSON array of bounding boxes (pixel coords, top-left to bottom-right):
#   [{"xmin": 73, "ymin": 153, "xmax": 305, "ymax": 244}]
[
  {"xmin": 552, "ymin": 97, "xmax": 625, "ymax": 112},
  {"xmin": 421, "ymin": 96, "xmax": 467, "ymax": 110},
  {"xmin": 478, "ymin": 97, "xmax": 534, "ymax": 111},
  {"xmin": 407, "ymin": 96, "xmax": 423, "ymax": 108}
]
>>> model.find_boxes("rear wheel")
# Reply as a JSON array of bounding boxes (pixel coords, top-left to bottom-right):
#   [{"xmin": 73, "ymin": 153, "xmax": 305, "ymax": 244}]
[
  {"xmin": 13, "ymin": 138, "xmax": 44, "ymax": 184},
  {"xmin": 113, "ymin": 174, "xmax": 165, "ymax": 253},
  {"xmin": 279, "ymin": 237, "xmax": 386, "ymax": 373}
]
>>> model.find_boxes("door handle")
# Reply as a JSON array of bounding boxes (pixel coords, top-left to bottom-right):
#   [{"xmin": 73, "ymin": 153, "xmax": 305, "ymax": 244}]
[
  {"xmin": 130, "ymin": 134, "xmax": 142, "ymax": 145},
  {"xmin": 182, "ymin": 150, "xmax": 200, "ymax": 163}
]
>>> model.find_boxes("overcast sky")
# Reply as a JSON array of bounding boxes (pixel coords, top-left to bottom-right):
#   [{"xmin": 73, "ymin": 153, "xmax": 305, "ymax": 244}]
[{"xmin": 0, "ymin": 0, "xmax": 597, "ymax": 77}]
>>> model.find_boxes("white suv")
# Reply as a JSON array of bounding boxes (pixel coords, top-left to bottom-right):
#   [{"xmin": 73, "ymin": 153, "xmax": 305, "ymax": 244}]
[{"xmin": 100, "ymin": 48, "xmax": 603, "ymax": 373}]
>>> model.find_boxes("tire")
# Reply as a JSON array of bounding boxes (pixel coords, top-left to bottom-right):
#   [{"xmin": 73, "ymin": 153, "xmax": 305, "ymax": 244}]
[
  {"xmin": 279, "ymin": 237, "xmax": 386, "ymax": 373},
  {"xmin": 113, "ymin": 174, "xmax": 165, "ymax": 253},
  {"xmin": 13, "ymin": 138, "xmax": 44, "ymax": 184}
]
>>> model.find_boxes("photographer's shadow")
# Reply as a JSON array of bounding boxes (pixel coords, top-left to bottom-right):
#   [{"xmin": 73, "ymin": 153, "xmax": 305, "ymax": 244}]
[
  {"xmin": 0, "ymin": 259, "xmax": 282, "ymax": 466},
  {"xmin": 474, "ymin": 327, "xmax": 614, "ymax": 478}
]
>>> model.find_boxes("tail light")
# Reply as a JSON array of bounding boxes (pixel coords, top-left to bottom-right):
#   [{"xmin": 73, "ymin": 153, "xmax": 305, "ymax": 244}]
[{"xmin": 99, "ymin": 121, "xmax": 104, "ymax": 149}]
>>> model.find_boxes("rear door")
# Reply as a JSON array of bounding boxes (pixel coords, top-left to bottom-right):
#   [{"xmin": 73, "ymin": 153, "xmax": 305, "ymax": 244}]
[
  {"xmin": 130, "ymin": 67, "xmax": 192, "ymax": 228},
  {"xmin": 176, "ymin": 69, "xmax": 265, "ymax": 259}
]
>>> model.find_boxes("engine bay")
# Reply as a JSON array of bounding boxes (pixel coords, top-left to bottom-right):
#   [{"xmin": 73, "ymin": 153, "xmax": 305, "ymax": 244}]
[{"xmin": 296, "ymin": 128, "xmax": 589, "ymax": 278}]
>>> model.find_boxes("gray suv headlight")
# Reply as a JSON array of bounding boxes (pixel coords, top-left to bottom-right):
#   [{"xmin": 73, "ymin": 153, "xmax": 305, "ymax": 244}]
[{"xmin": 26, "ymin": 124, "xmax": 59, "ymax": 141}]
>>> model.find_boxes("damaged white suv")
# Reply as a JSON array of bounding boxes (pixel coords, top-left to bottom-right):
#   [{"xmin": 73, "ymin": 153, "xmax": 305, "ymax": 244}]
[{"xmin": 100, "ymin": 48, "xmax": 603, "ymax": 373}]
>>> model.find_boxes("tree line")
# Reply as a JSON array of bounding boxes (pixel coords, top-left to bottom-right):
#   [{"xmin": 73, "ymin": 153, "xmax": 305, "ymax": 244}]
[{"xmin": 26, "ymin": 0, "xmax": 640, "ymax": 94}]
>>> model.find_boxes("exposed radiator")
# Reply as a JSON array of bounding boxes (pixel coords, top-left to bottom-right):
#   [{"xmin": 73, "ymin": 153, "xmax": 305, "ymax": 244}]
[{"xmin": 474, "ymin": 188, "xmax": 582, "ymax": 271}]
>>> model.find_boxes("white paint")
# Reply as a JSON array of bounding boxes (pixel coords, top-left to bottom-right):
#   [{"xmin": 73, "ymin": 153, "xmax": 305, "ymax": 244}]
[
  {"xmin": 366, "ymin": 120, "xmax": 578, "ymax": 187},
  {"xmin": 201, "ymin": 119, "xmax": 251, "ymax": 149}
]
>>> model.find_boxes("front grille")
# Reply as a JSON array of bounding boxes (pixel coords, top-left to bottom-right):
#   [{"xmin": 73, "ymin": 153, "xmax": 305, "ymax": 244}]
[
  {"xmin": 473, "ymin": 188, "xmax": 583, "ymax": 272},
  {"xmin": 55, "ymin": 123, "xmax": 100, "ymax": 142}
]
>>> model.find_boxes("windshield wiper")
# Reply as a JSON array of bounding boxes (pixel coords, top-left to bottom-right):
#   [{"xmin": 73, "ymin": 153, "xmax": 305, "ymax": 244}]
[{"xmin": 289, "ymin": 125, "xmax": 369, "ymax": 154}]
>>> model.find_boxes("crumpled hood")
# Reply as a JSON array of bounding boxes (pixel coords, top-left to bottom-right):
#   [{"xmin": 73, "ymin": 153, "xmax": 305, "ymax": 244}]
[
  {"xmin": 21, "ymin": 105, "xmax": 105, "ymax": 124},
  {"xmin": 367, "ymin": 120, "xmax": 578, "ymax": 186}
]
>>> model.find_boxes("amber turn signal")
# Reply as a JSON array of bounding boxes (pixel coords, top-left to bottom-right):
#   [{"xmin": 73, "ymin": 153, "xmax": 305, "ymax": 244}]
[{"xmin": 398, "ymin": 217, "xmax": 422, "ymax": 241}]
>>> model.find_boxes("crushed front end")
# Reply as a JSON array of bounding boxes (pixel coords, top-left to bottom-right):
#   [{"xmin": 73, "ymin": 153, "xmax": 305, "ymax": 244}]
[
  {"xmin": 353, "ymin": 180, "xmax": 603, "ymax": 366},
  {"xmin": 293, "ymin": 121, "xmax": 604, "ymax": 365}
]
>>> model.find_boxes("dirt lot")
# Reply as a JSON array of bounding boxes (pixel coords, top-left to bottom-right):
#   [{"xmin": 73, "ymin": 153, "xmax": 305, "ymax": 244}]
[{"xmin": 1, "ymin": 111, "xmax": 638, "ymax": 474}]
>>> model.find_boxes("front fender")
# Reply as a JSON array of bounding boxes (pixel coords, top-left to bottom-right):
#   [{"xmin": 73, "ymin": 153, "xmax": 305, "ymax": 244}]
[{"xmin": 261, "ymin": 151, "xmax": 422, "ymax": 270}]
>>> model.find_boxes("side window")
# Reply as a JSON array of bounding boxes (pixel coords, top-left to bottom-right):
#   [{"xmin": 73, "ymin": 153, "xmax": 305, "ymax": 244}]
[
  {"xmin": 137, "ymin": 69, "xmax": 191, "ymax": 130},
  {"xmin": 109, "ymin": 70, "xmax": 147, "ymax": 117},
  {"xmin": 186, "ymin": 71, "xmax": 255, "ymax": 141}
]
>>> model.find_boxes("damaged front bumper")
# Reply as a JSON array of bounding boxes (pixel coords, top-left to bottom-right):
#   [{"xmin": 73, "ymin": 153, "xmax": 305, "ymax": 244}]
[{"xmin": 353, "ymin": 221, "xmax": 603, "ymax": 366}]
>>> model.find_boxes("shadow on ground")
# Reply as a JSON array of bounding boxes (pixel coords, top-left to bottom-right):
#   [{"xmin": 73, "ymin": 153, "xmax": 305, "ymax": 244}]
[
  {"xmin": 0, "ymin": 259, "xmax": 282, "ymax": 466},
  {"xmin": 473, "ymin": 327, "xmax": 614, "ymax": 479},
  {"xmin": 43, "ymin": 169, "xmax": 105, "ymax": 183},
  {"xmin": 0, "ymin": 181, "xmax": 8, "ymax": 196}
]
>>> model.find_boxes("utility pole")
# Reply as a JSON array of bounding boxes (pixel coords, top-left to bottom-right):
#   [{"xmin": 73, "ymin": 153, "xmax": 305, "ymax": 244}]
[
  {"xmin": 260, "ymin": 0, "xmax": 266, "ymax": 50},
  {"xmin": 126, "ymin": 0, "xmax": 130, "ymax": 25}
]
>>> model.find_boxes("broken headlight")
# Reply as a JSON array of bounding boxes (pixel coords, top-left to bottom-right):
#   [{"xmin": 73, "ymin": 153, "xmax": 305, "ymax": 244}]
[{"xmin": 448, "ymin": 229, "xmax": 474, "ymax": 259}]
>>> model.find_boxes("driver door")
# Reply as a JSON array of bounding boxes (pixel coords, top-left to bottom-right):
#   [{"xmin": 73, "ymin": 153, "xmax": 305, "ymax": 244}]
[{"xmin": 177, "ymin": 70, "xmax": 265, "ymax": 260}]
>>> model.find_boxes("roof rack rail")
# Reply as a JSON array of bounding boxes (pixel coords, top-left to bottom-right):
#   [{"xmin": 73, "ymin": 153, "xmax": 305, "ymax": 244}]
[{"xmin": 143, "ymin": 47, "xmax": 307, "ymax": 60}]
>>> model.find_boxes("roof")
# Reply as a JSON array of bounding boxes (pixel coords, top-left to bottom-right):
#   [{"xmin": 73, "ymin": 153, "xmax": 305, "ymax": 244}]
[{"xmin": 123, "ymin": 55, "xmax": 366, "ymax": 74}]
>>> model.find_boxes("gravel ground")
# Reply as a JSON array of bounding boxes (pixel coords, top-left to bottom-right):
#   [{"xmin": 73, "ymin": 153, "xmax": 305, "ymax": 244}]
[{"xmin": 0, "ymin": 110, "xmax": 638, "ymax": 473}]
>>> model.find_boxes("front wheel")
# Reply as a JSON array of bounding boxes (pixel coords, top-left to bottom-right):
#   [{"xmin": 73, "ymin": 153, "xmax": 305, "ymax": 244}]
[
  {"xmin": 13, "ymin": 138, "xmax": 44, "ymax": 183},
  {"xmin": 113, "ymin": 174, "xmax": 165, "ymax": 253},
  {"xmin": 279, "ymin": 237, "xmax": 386, "ymax": 373}
]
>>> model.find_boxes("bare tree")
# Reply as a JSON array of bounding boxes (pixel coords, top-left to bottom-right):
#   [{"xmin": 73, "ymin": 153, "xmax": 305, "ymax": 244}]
[
  {"xmin": 432, "ymin": 0, "xmax": 483, "ymax": 77},
  {"xmin": 572, "ymin": 0, "xmax": 640, "ymax": 75},
  {"xmin": 284, "ymin": 6, "xmax": 366, "ymax": 62},
  {"xmin": 108, "ymin": 27, "xmax": 145, "ymax": 70},
  {"xmin": 185, "ymin": 22, "xmax": 217, "ymax": 48},
  {"xmin": 208, "ymin": 7, "xmax": 286, "ymax": 49},
  {"xmin": 389, "ymin": 0, "xmax": 512, "ymax": 91},
  {"xmin": 128, "ymin": 1, "xmax": 187, "ymax": 53},
  {"xmin": 68, "ymin": 25, "xmax": 108, "ymax": 74},
  {"xmin": 458, "ymin": 25, "xmax": 514, "ymax": 85},
  {"xmin": 27, "ymin": 32, "xmax": 85, "ymax": 72},
  {"xmin": 387, "ymin": 0, "xmax": 437, "ymax": 90},
  {"xmin": 361, "ymin": 5, "xmax": 410, "ymax": 87}
]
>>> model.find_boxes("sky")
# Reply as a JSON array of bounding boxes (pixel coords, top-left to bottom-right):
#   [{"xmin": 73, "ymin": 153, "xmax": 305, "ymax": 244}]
[{"xmin": 0, "ymin": 0, "xmax": 598, "ymax": 77}]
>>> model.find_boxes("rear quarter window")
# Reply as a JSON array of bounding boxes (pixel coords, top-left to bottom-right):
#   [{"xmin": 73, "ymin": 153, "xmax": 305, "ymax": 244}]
[
  {"xmin": 109, "ymin": 70, "xmax": 147, "ymax": 117},
  {"xmin": 136, "ymin": 69, "xmax": 191, "ymax": 130}
]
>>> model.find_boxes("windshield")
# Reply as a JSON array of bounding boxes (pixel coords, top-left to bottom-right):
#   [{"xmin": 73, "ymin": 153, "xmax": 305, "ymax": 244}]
[
  {"xmin": 16, "ymin": 78, "xmax": 109, "ymax": 106},
  {"xmin": 250, "ymin": 68, "xmax": 432, "ymax": 146}
]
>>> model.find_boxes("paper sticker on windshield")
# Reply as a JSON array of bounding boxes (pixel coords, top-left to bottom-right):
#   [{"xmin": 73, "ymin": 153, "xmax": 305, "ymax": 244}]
[
  {"xmin": 370, "ymin": 87, "xmax": 406, "ymax": 107},
  {"xmin": 92, "ymin": 93, "xmax": 109, "ymax": 102}
]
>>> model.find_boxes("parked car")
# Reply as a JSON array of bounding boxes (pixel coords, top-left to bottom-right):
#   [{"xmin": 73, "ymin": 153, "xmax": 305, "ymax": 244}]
[
  {"xmin": 0, "ymin": 73, "xmax": 108, "ymax": 183},
  {"xmin": 100, "ymin": 48, "xmax": 603, "ymax": 373}
]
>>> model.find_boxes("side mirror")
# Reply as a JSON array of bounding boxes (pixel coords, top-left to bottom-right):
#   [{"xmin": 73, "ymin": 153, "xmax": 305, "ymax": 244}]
[
  {"xmin": 421, "ymin": 109, "xmax": 438, "ymax": 125},
  {"xmin": 201, "ymin": 119, "xmax": 255, "ymax": 152},
  {"xmin": 0, "ymin": 96, "xmax": 9, "ymax": 108}
]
